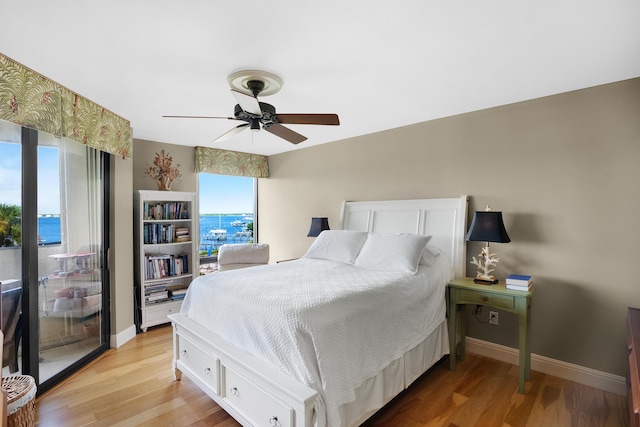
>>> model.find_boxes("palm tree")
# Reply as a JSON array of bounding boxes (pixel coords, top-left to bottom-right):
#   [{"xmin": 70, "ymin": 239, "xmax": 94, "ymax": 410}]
[{"xmin": 0, "ymin": 204, "xmax": 21, "ymax": 247}]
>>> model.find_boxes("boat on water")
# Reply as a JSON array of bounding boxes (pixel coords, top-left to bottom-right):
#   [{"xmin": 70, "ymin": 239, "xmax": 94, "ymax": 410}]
[
  {"xmin": 204, "ymin": 214, "xmax": 228, "ymax": 241},
  {"xmin": 206, "ymin": 228, "xmax": 227, "ymax": 241},
  {"xmin": 230, "ymin": 220, "xmax": 246, "ymax": 227}
]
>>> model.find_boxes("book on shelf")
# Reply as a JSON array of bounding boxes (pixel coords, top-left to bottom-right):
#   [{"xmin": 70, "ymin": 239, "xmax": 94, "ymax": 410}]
[
  {"xmin": 143, "ymin": 201, "xmax": 189, "ymax": 221},
  {"xmin": 506, "ymin": 274, "xmax": 532, "ymax": 286},
  {"xmin": 144, "ymin": 253, "xmax": 189, "ymax": 280},
  {"xmin": 169, "ymin": 288, "xmax": 188, "ymax": 300},
  {"xmin": 146, "ymin": 297, "xmax": 172, "ymax": 304},
  {"xmin": 175, "ymin": 227, "xmax": 189, "ymax": 235},
  {"xmin": 146, "ymin": 291, "xmax": 169, "ymax": 301}
]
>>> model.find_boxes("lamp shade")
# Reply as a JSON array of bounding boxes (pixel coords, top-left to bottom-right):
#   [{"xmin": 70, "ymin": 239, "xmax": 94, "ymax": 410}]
[
  {"xmin": 465, "ymin": 211, "xmax": 511, "ymax": 243},
  {"xmin": 307, "ymin": 217, "xmax": 330, "ymax": 237}
]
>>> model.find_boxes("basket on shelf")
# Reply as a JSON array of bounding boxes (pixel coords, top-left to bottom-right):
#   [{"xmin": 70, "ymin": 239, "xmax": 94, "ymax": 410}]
[{"xmin": 2, "ymin": 375, "xmax": 37, "ymax": 427}]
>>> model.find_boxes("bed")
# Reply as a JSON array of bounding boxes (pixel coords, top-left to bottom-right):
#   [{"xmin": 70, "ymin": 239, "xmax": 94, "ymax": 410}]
[{"xmin": 169, "ymin": 196, "xmax": 468, "ymax": 427}]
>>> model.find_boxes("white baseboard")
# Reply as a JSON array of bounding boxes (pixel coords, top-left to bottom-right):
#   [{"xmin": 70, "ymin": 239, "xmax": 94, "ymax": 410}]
[
  {"xmin": 465, "ymin": 337, "xmax": 627, "ymax": 396},
  {"xmin": 110, "ymin": 324, "xmax": 137, "ymax": 349}
]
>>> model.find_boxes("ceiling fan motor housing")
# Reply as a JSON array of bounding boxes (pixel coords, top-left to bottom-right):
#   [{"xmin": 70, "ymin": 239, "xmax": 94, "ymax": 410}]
[{"xmin": 234, "ymin": 102, "xmax": 277, "ymax": 121}]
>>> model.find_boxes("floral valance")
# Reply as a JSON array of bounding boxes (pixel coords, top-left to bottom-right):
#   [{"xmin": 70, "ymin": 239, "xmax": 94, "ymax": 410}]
[
  {"xmin": 0, "ymin": 53, "xmax": 131, "ymax": 158},
  {"xmin": 195, "ymin": 146, "xmax": 269, "ymax": 178}
]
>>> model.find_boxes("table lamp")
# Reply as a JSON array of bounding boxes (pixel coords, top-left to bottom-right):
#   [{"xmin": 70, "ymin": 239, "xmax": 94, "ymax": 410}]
[
  {"xmin": 307, "ymin": 217, "xmax": 330, "ymax": 237},
  {"xmin": 465, "ymin": 206, "xmax": 511, "ymax": 284}
]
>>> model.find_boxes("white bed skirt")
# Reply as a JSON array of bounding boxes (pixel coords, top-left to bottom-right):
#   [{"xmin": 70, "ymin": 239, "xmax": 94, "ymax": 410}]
[{"xmin": 338, "ymin": 320, "xmax": 449, "ymax": 426}]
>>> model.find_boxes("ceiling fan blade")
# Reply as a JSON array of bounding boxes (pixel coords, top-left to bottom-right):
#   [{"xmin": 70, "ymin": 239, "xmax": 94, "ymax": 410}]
[
  {"xmin": 163, "ymin": 115, "xmax": 238, "ymax": 120},
  {"xmin": 275, "ymin": 114, "xmax": 340, "ymax": 126},
  {"xmin": 264, "ymin": 123, "xmax": 307, "ymax": 144},
  {"xmin": 231, "ymin": 89, "xmax": 262, "ymax": 116},
  {"xmin": 213, "ymin": 123, "xmax": 250, "ymax": 143}
]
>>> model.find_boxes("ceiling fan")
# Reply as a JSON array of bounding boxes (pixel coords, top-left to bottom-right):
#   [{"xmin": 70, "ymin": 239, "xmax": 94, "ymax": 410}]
[{"xmin": 163, "ymin": 70, "xmax": 340, "ymax": 144}]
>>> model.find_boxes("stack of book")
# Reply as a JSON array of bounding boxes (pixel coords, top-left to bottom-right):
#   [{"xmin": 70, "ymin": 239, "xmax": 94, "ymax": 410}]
[
  {"xmin": 145, "ymin": 281, "xmax": 170, "ymax": 304},
  {"xmin": 174, "ymin": 227, "xmax": 190, "ymax": 242},
  {"xmin": 506, "ymin": 274, "xmax": 533, "ymax": 291},
  {"xmin": 169, "ymin": 288, "xmax": 188, "ymax": 301}
]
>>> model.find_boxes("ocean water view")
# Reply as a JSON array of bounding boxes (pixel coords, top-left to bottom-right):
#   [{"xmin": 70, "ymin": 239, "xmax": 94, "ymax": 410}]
[
  {"xmin": 38, "ymin": 216, "xmax": 62, "ymax": 244},
  {"xmin": 199, "ymin": 214, "xmax": 254, "ymax": 255},
  {"xmin": 37, "ymin": 214, "xmax": 253, "ymax": 254}
]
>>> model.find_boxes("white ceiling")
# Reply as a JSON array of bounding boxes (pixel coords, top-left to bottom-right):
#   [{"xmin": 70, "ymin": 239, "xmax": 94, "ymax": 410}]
[{"xmin": 2, "ymin": 1, "xmax": 639, "ymax": 156}]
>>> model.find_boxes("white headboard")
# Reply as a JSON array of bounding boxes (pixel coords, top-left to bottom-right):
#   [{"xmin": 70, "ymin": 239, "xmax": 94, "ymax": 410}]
[{"xmin": 340, "ymin": 196, "xmax": 469, "ymax": 278}]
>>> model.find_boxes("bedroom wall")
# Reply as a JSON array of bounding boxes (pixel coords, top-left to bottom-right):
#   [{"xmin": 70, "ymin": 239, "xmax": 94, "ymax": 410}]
[
  {"xmin": 258, "ymin": 77, "xmax": 640, "ymax": 378},
  {"xmin": 132, "ymin": 139, "xmax": 197, "ymax": 193},
  {"xmin": 110, "ymin": 155, "xmax": 135, "ymax": 339}
]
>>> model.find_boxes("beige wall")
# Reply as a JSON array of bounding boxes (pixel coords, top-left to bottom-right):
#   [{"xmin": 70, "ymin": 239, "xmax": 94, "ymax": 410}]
[
  {"xmin": 110, "ymin": 155, "xmax": 134, "ymax": 336},
  {"xmin": 259, "ymin": 78, "xmax": 640, "ymax": 377},
  {"xmin": 133, "ymin": 139, "xmax": 197, "ymax": 193}
]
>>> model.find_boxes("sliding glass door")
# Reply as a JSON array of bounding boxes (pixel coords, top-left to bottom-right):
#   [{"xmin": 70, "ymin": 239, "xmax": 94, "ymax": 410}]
[
  {"xmin": 0, "ymin": 120, "xmax": 110, "ymax": 392},
  {"xmin": 0, "ymin": 122, "xmax": 23, "ymax": 378}
]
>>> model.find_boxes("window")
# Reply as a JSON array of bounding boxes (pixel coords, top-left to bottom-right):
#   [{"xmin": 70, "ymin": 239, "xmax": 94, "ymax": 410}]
[{"xmin": 198, "ymin": 174, "xmax": 256, "ymax": 263}]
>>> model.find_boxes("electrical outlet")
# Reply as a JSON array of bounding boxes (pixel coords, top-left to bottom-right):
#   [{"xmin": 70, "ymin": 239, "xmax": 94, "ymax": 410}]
[{"xmin": 489, "ymin": 311, "xmax": 499, "ymax": 325}]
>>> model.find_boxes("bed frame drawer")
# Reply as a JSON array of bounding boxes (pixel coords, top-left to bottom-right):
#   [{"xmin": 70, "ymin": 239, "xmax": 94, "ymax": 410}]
[
  {"xmin": 456, "ymin": 289, "xmax": 515, "ymax": 310},
  {"xmin": 178, "ymin": 334, "xmax": 219, "ymax": 394},
  {"xmin": 222, "ymin": 363, "xmax": 293, "ymax": 427}
]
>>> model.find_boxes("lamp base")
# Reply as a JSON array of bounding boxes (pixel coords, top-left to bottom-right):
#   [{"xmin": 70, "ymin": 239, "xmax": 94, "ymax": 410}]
[{"xmin": 474, "ymin": 277, "xmax": 498, "ymax": 285}]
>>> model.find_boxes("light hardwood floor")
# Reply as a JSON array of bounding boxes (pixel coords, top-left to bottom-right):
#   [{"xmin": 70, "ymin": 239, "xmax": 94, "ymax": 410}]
[{"xmin": 35, "ymin": 325, "xmax": 628, "ymax": 426}]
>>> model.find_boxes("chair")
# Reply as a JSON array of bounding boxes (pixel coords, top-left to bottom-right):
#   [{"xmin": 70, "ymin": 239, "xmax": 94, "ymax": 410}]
[
  {"xmin": 2, "ymin": 281, "xmax": 22, "ymax": 373},
  {"xmin": 217, "ymin": 243, "xmax": 269, "ymax": 271}
]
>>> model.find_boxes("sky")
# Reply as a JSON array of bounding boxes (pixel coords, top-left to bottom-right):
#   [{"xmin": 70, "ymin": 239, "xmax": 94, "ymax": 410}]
[
  {"xmin": 0, "ymin": 142, "xmax": 60, "ymax": 214},
  {"xmin": 199, "ymin": 174, "xmax": 254, "ymax": 214}
]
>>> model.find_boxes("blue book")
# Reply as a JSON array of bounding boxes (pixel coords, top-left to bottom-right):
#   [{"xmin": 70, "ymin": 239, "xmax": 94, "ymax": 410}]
[{"xmin": 506, "ymin": 274, "xmax": 532, "ymax": 286}]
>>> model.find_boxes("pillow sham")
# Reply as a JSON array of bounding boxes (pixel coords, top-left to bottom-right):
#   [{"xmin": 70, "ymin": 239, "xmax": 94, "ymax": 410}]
[
  {"xmin": 303, "ymin": 230, "xmax": 369, "ymax": 264},
  {"xmin": 420, "ymin": 245, "xmax": 441, "ymax": 266},
  {"xmin": 354, "ymin": 233, "xmax": 432, "ymax": 274}
]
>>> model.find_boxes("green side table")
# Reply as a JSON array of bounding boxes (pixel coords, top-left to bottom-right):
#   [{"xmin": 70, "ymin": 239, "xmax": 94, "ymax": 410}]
[{"xmin": 447, "ymin": 277, "xmax": 534, "ymax": 394}]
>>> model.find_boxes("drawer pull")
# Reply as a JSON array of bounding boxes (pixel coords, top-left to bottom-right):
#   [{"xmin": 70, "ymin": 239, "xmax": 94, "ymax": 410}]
[
  {"xmin": 180, "ymin": 350, "xmax": 187, "ymax": 357},
  {"xmin": 230, "ymin": 386, "xmax": 238, "ymax": 396},
  {"xmin": 269, "ymin": 416, "xmax": 280, "ymax": 426},
  {"xmin": 482, "ymin": 296, "xmax": 489, "ymax": 302},
  {"xmin": 204, "ymin": 367, "xmax": 212, "ymax": 376}
]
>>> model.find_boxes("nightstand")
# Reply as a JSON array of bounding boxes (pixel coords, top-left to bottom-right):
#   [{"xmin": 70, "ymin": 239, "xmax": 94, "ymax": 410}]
[{"xmin": 447, "ymin": 277, "xmax": 534, "ymax": 394}]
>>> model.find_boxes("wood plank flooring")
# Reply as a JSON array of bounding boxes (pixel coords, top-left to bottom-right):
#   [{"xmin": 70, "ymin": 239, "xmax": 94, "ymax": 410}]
[{"xmin": 35, "ymin": 325, "xmax": 628, "ymax": 426}]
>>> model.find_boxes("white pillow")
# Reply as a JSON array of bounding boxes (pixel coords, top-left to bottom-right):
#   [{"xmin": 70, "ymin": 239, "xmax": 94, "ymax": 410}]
[
  {"xmin": 355, "ymin": 233, "xmax": 432, "ymax": 274},
  {"xmin": 420, "ymin": 245, "xmax": 441, "ymax": 266},
  {"xmin": 303, "ymin": 230, "xmax": 368, "ymax": 264}
]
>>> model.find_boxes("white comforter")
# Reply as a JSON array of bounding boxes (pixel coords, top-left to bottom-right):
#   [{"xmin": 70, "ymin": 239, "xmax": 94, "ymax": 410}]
[{"xmin": 181, "ymin": 256, "xmax": 453, "ymax": 427}]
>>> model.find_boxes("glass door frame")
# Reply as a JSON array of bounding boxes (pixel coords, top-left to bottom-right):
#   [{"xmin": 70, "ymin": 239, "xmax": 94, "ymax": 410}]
[{"xmin": 19, "ymin": 126, "xmax": 111, "ymax": 395}]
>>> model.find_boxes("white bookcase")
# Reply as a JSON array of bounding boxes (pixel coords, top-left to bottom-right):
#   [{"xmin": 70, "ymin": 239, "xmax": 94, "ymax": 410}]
[{"xmin": 134, "ymin": 190, "xmax": 197, "ymax": 332}]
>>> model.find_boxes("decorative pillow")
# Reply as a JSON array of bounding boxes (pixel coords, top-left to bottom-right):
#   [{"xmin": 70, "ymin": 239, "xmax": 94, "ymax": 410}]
[
  {"xmin": 354, "ymin": 233, "xmax": 432, "ymax": 274},
  {"xmin": 303, "ymin": 230, "xmax": 369, "ymax": 264},
  {"xmin": 420, "ymin": 245, "xmax": 441, "ymax": 266}
]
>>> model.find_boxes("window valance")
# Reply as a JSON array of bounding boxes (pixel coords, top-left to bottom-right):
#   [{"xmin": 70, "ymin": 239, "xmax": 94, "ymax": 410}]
[
  {"xmin": 0, "ymin": 53, "xmax": 131, "ymax": 158},
  {"xmin": 195, "ymin": 146, "xmax": 269, "ymax": 178}
]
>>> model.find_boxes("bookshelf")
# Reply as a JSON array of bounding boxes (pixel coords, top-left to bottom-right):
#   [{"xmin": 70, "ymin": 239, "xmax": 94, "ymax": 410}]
[{"xmin": 134, "ymin": 190, "xmax": 197, "ymax": 332}]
